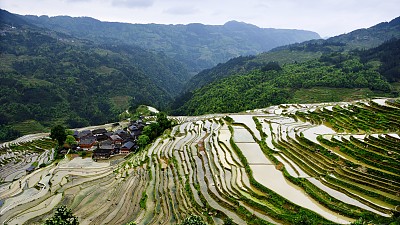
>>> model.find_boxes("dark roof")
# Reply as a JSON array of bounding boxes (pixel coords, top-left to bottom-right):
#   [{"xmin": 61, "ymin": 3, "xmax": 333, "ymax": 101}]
[
  {"xmin": 73, "ymin": 130, "xmax": 79, "ymax": 136},
  {"xmin": 121, "ymin": 141, "xmax": 135, "ymax": 150},
  {"xmin": 128, "ymin": 125, "xmax": 138, "ymax": 131},
  {"xmin": 79, "ymin": 136, "xmax": 96, "ymax": 145},
  {"xmin": 92, "ymin": 128, "xmax": 107, "ymax": 135},
  {"xmin": 78, "ymin": 130, "xmax": 92, "ymax": 138},
  {"xmin": 93, "ymin": 148, "xmax": 112, "ymax": 154},
  {"xmin": 100, "ymin": 139, "xmax": 113, "ymax": 145},
  {"xmin": 114, "ymin": 129, "xmax": 126, "ymax": 135},
  {"xmin": 99, "ymin": 143, "xmax": 113, "ymax": 150},
  {"xmin": 96, "ymin": 134, "xmax": 108, "ymax": 141},
  {"xmin": 119, "ymin": 133, "xmax": 130, "ymax": 140},
  {"xmin": 130, "ymin": 131, "xmax": 141, "ymax": 138}
]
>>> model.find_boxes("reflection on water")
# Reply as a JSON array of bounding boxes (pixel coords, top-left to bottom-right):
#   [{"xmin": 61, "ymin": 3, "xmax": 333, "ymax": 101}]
[
  {"xmin": 307, "ymin": 178, "xmax": 390, "ymax": 217},
  {"xmin": 236, "ymin": 143, "xmax": 273, "ymax": 164},
  {"xmin": 230, "ymin": 115, "xmax": 262, "ymax": 140},
  {"xmin": 233, "ymin": 128, "xmax": 255, "ymax": 142},
  {"xmin": 251, "ymin": 165, "xmax": 353, "ymax": 224}
]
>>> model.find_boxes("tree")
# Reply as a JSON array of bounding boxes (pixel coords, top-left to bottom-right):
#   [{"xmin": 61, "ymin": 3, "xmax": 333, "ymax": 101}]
[
  {"xmin": 156, "ymin": 112, "xmax": 172, "ymax": 130},
  {"xmin": 181, "ymin": 215, "xmax": 207, "ymax": 225},
  {"xmin": 50, "ymin": 125, "xmax": 67, "ymax": 147},
  {"xmin": 137, "ymin": 135, "xmax": 150, "ymax": 148},
  {"xmin": 65, "ymin": 135, "xmax": 77, "ymax": 148},
  {"xmin": 44, "ymin": 205, "xmax": 79, "ymax": 225}
]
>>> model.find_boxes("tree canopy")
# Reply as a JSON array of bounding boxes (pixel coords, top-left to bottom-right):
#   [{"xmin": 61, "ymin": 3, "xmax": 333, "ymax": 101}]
[
  {"xmin": 172, "ymin": 40, "xmax": 400, "ymax": 116},
  {"xmin": 137, "ymin": 112, "xmax": 173, "ymax": 149},
  {"xmin": 50, "ymin": 125, "xmax": 67, "ymax": 146},
  {"xmin": 180, "ymin": 215, "xmax": 207, "ymax": 225},
  {"xmin": 43, "ymin": 205, "xmax": 79, "ymax": 225}
]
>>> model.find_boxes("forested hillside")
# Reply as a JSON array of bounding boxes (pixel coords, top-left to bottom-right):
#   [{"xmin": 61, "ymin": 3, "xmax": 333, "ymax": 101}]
[
  {"xmin": 172, "ymin": 39, "xmax": 400, "ymax": 115},
  {"xmin": 0, "ymin": 10, "xmax": 188, "ymax": 140},
  {"xmin": 22, "ymin": 16, "xmax": 320, "ymax": 73},
  {"xmin": 183, "ymin": 16, "xmax": 400, "ymax": 92}
]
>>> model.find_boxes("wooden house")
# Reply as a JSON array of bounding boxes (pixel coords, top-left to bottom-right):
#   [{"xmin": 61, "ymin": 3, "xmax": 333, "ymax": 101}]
[
  {"xmin": 109, "ymin": 134, "xmax": 123, "ymax": 145},
  {"xmin": 92, "ymin": 128, "xmax": 107, "ymax": 136},
  {"xmin": 75, "ymin": 130, "xmax": 93, "ymax": 141},
  {"xmin": 120, "ymin": 141, "xmax": 135, "ymax": 154},
  {"xmin": 79, "ymin": 136, "xmax": 97, "ymax": 149},
  {"xmin": 93, "ymin": 148, "xmax": 112, "ymax": 159}
]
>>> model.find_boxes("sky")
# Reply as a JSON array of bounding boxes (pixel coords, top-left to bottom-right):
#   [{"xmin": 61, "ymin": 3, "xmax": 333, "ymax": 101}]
[{"xmin": 1, "ymin": 0, "xmax": 399, "ymax": 38}]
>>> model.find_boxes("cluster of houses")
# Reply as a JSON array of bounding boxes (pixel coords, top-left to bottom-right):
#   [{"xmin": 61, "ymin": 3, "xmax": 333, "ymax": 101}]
[{"xmin": 72, "ymin": 119, "xmax": 146, "ymax": 160}]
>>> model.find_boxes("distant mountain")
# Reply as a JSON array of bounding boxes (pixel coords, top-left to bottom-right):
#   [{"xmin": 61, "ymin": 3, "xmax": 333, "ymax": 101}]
[
  {"xmin": 182, "ymin": 16, "xmax": 400, "ymax": 92},
  {"xmin": 272, "ymin": 16, "xmax": 400, "ymax": 53},
  {"xmin": 329, "ymin": 17, "xmax": 400, "ymax": 49},
  {"xmin": 21, "ymin": 15, "xmax": 320, "ymax": 73},
  {"xmin": 0, "ymin": 9, "xmax": 187, "ymax": 139},
  {"xmin": 172, "ymin": 38, "xmax": 400, "ymax": 115}
]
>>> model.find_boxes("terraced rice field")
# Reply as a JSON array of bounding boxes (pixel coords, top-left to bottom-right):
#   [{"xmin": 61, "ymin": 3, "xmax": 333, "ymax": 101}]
[
  {"xmin": 0, "ymin": 137, "xmax": 56, "ymax": 183},
  {"xmin": 0, "ymin": 98, "xmax": 399, "ymax": 224}
]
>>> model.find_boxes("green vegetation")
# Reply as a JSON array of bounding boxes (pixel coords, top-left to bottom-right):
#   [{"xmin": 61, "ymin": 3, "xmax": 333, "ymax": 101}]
[
  {"xmin": 173, "ymin": 39, "xmax": 400, "ymax": 115},
  {"xmin": 137, "ymin": 112, "xmax": 173, "ymax": 148},
  {"xmin": 2, "ymin": 101, "xmax": 399, "ymax": 224},
  {"xmin": 125, "ymin": 222, "xmax": 137, "ymax": 225},
  {"xmin": 22, "ymin": 15, "xmax": 319, "ymax": 74},
  {"xmin": 123, "ymin": 105, "xmax": 155, "ymax": 121},
  {"xmin": 139, "ymin": 191, "xmax": 147, "ymax": 209},
  {"xmin": 8, "ymin": 120, "xmax": 47, "ymax": 135},
  {"xmin": 50, "ymin": 125, "xmax": 67, "ymax": 147},
  {"xmin": 273, "ymin": 17, "xmax": 400, "ymax": 53},
  {"xmin": 180, "ymin": 215, "xmax": 208, "ymax": 225},
  {"xmin": 0, "ymin": 9, "xmax": 187, "ymax": 141},
  {"xmin": 227, "ymin": 126, "xmax": 335, "ymax": 224},
  {"xmin": 182, "ymin": 16, "xmax": 400, "ymax": 93},
  {"xmin": 291, "ymin": 87, "xmax": 377, "ymax": 103},
  {"xmin": 0, "ymin": 125, "xmax": 21, "ymax": 142},
  {"xmin": 65, "ymin": 135, "xmax": 77, "ymax": 148},
  {"xmin": 43, "ymin": 205, "xmax": 79, "ymax": 225},
  {"xmin": 266, "ymin": 101, "xmax": 400, "ymax": 224},
  {"xmin": 2, "ymin": 8, "xmax": 400, "ymax": 225},
  {"xmin": 31, "ymin": 161, "xmax": 39, "ymax": 168}
]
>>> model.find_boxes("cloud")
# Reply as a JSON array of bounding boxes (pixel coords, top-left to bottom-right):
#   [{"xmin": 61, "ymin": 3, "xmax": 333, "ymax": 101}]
[
  {"xmin": 164, "ymin": 6, "xmax": 199, "ymax": 15},
  {"xmin": 112, "ymin": 0, "xmax": 154, "ymax": 8}
]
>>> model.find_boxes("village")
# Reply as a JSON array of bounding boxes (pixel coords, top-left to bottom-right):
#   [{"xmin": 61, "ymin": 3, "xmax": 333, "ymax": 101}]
[{"xmin": 71, "ymin": 118, "xmax": 146, "ymax": 160}]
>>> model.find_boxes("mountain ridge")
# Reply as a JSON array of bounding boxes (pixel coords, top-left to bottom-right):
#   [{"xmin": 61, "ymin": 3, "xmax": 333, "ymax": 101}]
[
  {"xmin": 0, "ymin": 9, "xmax": 188, "ymax": 140},
  {"xmin": 182, "ymin": 16, "xmax": 400, "ymax": 93},
  {"xmin": 21, "ymin": 14, "xmax": 320, "ymax": 73}
]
